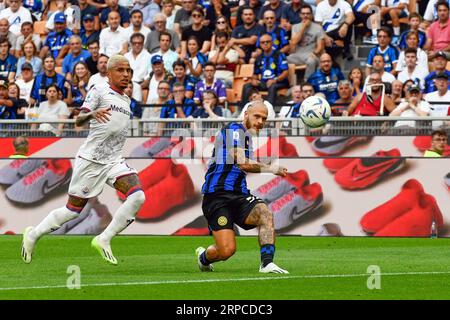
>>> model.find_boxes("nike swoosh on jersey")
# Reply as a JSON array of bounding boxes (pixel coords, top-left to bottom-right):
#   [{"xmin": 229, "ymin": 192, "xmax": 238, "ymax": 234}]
[
  {"xmin": 314, "ymin": 137, "xmax": 352, "ymax": 149},
  {"xmin": 350, "ymin": 159, "xmax": 401, "ymax": 182}
]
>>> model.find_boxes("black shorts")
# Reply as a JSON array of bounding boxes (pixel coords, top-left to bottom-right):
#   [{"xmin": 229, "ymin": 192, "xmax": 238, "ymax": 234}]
[{"xmin": 202, "ymin": 191, "xmax": 265, "ymax": 231}]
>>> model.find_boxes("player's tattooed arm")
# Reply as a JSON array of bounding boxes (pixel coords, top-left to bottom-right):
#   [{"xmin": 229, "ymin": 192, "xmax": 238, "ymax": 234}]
[
  {"xmin": 114, "ymin": 174, "xmax": 142, "ymax": 195},
  {"xmin": 245, "ymin": 203, "xmax": 275, "ymax": 246},
  {"xmin": 232, "ymin": 148, "xmax": 288, "ymax": 177},
  {"xmin": 75, "ymin": 107, "xmax": 112, "ymax": 126}
]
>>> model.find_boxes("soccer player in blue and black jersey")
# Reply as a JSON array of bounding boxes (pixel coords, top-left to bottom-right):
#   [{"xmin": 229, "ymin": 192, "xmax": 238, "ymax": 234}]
[{"xmin": 196, "ymin": 101, "xmax": 289, "ymax": 274}]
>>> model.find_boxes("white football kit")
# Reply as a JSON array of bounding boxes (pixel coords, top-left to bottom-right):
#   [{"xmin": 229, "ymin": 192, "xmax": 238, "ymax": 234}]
[{"xmin": 68, "ymin": 83, "xmax": 137, "ymax": 198}]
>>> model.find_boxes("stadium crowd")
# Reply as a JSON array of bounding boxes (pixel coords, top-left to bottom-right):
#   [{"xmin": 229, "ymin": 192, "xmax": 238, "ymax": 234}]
[{"xmin": 0, "ymin": 0, "xmax": 449, "ymax": 135}]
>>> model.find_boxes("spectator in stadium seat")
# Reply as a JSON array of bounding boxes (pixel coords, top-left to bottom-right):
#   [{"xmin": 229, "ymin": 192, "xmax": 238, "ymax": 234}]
[
  {"xmin": 288, "ymin": 4, "xmax": 324, "ymax": 80},
  {"xmin": 142, "ymin": 54, "xmax": 173, "ymax": 104},
  {"xmin": 87, "ymin": 54, "xmax": 109, "ymax": 90},
  {"xmin": 181, "ymin": 8, "xmax": 213, "ymax": 57},
  {"xmin": 124, "ymin": 81, "xmax": 143, "ymax": 119},
  {"xmin": 390, "ymin": 84, "xmax": 431, "ymax": 128},
  {"xmin": 255, "ymin": 10, "xmax": 289, "ymax": 56},
  {"xmin": 365, "ymin": 27, "xmax": 399, "ymax": 77},
  {"xmin": 162, "ymin": 0, "xmax": 176, "ymax": 30},
  {"xmin": 0, "ymin": 19, "xmax": 18, "ymax": 56},
  {"xmin": 15, "ymin": 22, "xmax": 41, "ymax": 57},
  {"xmin": 0, "ymin": 80, "xmax": 17, "ymax": 119},
  {"xmin": 205, "ymin": 0, "xmax": 231, "ymax": 29},
  {"xmin": 239, "ymin": 87, "xmax": 277, "ymax": 119},
  {"xmin": 184, "ymin": 36, "xmax": 208, "ymax": 79},
  {"xmin": 16, "ymin": 40, "xmax": 42, "ymax": 78},
  {"xmin": 100, "ymin": 0, "xmax": 130, "ymax": 28},
  {"xmin": 124, "ymin": 9, "xmax": 151, "ymax": 49},
  {"xmin": 425, "ymin": 72, "xmax": 450, "ymax": 119},
  {"xmin": 278, "ymin": 84, "xmax": 302, "ymax": 120},
  {"xmin": 397, "ymin": 48, "xmax": 428, "ymax": 89},
  {"xmin": 0, "ymin": 37, "xmax": 18, "ymax": 82},
  {"xmin": 62, "ymin": 35, "xmax": 91, "ymax": 81},
  {"xmin": 22, "ymin": 0, "xmax": 44, "ymax": 19},
  {"xmin": 398, "ymin": 13, "xmax": 427, "ymax": 50},
  {"xmin": 40, "ymin": 13, "xmax": 72, "ymax": 66},
  {"xmin": 424, "ymin": 1, "xmax": 450, "ymax": 58},
  {"xmin": 231, "ymin": 6, "xmax": 265, "ymax": 63},
  {"xmin": 333, "ymin": 79, "xmax": 353, "ymax": 116},
  {"xmin": 380, "ymin": 0, "xmax": 409, "ymax": 44},
  {"xmin": 345, "ymin": 71, "xmax": 396, "ymax": 116},
  {"xmin": 30, "ymin": 55, "xmax": 70, "ymax": 105},
  {"xmin": 0, "ymin": 0, "xmax": 32, "ymax": 36},
  {"xmin": 99, "ymin": 12, "xmax": 128, "ymax": 57},
  {"xmin": 45, "ymin": 0, "xmax": 76, "ymax": 32},
  {"xmin": 280, "ymin": 0, "xmax": 302, "ymax": 32},
  {"xmin": 16, "ymin": 62, "xmax": 35, "ymax": 101},
  {"xmin": 131, "ymin": 0, "xmax": 159, "ymax": 28},
  {"xmin": 9, "ymin": 135, "xmax": 29, "ymax": 158},
  {"xmin": 194, "ymin": 62, "xmax": 227, "ymax": 105},
  {"xmin": 85, "ymin": 40, "xmax": 100, "ymax": 75},
  {"xmin": 240, "ymin": 33, "xmax": 289, "ymax": 107},
  {"xmin": 307, "ymin": 53, "xmax": 344, "ymax": 105},
  {"xmin": 143, "ymin": 80, "xmax": 170, "ymax": 135},
  {"xmin": 315, "ymin": 0, "xmax": 355, "ymax": 61},
  {"xmin": 8, "ymin": 82, "xmax": 27, "ymax": 119},
  {"xmin": 191, "ymin": 89, "xmax": 227, "ymax": 118},
  {"xmin": 161, "ymin": 82, "xmax": 197, "ymax": 118},
  {"xmin": 424, "ymin": 51, "xmax": 450, "ymax": 93},
  {"xmin": 170, "ymin": 59, "xmax": 196, "ymax": 99},
  {"xmin": 258, "ymin": 0, "xmax": 287, "ymax": 25},
  {"xmin": 390, "ymin": 79, "xmax": 404, "ymax": 105},
  {"xmin": 209, "ymin": 31, "xmax": 244, "ymax": 87},
  {"xmin": 396, "ymin": 31, "xmax": 429, "ymax": 74},
  {"xmin": 145, "ymin": 13, "xmax": 181, "ymax": 54},
  {"xmin": 210, "ymin": 16, "xmax": 233, "ymax": 52},
  {"xmin": 79, "ymin": 0, "xmax": 100, "ymax": 31},
  {"xmin": 32, "ymin": 84, "xmax": 70, "ymax": 136},
  {"xmin": 174, "ymin": 0, "xmax": 195, "ymax": 38},
  {"xmin": 70, "ymin": 61, "xmax": 91, "ymax": 108},
  {"xmin": 80, "ymin": 14, "xmax": 100, "ymax": 49},
  {"xmin": 401, "ymin": 79, "xmax": 414, "ymax": 99},
  {"xmin": 364, "ymin": 54, "xmax": 396, "ymax": 89},
  {"xmin": 348, "ymin": 67, "xmax": 364, "ymax": 97},
  {"xmin": 152, "ymin": 32, "xmax": 179, "ymax": 75},
  {"xmin": 236, "ymin": 0, "xmax": 263, "ymax": 27},
  {"xmin": 125, "ymin": 33, "xmax": 151, "ymax": 86}
]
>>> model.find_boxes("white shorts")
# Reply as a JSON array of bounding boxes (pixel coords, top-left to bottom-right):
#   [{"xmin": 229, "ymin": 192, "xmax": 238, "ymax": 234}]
[{"xmin": 68, "ymin": 157, "xmax": 138, "ymax": 199}]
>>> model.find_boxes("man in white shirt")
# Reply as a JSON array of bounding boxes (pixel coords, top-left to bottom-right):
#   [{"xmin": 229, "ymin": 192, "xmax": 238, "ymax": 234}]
[
  {"xmin": 364, "ymin": 54, "xmax": 396, "ymax": 89},
  {"xmin": 99, "ymin": 11, "xmax": 128, "ymax": 57},
  {"xmin": 315, "ymin": 0, "xmax": 355, "ymax": 60},
  {"xmin": 425, "ymin": 72, "xmax": 450, "ymax": 128},
  {"xmin": 397, "ymin": 48, "xmax": 428, "ymax": 90},
  {"xmin": 124, "ymin": 32, "xmax": 150, "ymax": 101},
  {"xmin": 150, "ymin": 31, "xmax": 178, "ymax": 75},
  {"xmin": 87, "ymin": 54, "xmax": 109, "ymax": 90},
  {"xmin": 390, "ymin": 85, "xmax": 431, "ymax": 128},
  {"xmin": 124, "ymin": 9, "xmax": 151, "ymax": 49},
  {"xmin": 15, "ymin": 62, "xmax": 34, "ymax": 100},
  {"xmin": 0, "ymin": 0, "xmax": 32, "ymax": 36}
]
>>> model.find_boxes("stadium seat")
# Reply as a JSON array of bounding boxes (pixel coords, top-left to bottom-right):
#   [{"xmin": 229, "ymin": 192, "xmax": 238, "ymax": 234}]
[{"xmin": 237, "ymin": 64, "xmax": 254, "ymax": 79}]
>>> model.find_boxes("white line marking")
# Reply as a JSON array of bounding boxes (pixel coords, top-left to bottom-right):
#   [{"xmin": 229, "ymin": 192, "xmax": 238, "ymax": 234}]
[{"xmin": 1, "ymin": 271, "xmax": 450, "ymax": 291}]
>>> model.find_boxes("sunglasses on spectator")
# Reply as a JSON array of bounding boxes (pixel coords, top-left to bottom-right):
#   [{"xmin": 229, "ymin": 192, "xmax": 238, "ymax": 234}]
[{"xmin": 217, "ymin": 20, "xmax": 226, "ymax": 24}]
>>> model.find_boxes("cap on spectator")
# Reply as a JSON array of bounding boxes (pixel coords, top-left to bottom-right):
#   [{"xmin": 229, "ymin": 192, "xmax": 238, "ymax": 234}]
[
  {"xmin": 54, "ymin": 12, "xmax": 67, "ymax": 23},
  {"xmin": 0, "ymin": 80, "xmax": 8, "ymax": 89},
  {"xmin": 22, "ymin": 62, "xmax": 33, "ymax": 70},
  {"xmin": 151, "ymin": 55, "xmax": 163, "ymax": 64},
  {"xmin": 433, "ymin": 51, "xmax": 449, "ymax": 60},
  {"xmin": 83, "ymin": 14, "xmax": 95, "ymax": 22},
  {"xmin": 408, "ymin": 85, "xmax": 421, "ymax": 93},
  {"xmin": 435, "ymin": 72, "xmax": 449, "ymax": 80}
]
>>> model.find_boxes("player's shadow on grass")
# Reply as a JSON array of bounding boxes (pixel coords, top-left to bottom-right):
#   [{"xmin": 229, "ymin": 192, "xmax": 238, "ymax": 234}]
[{"xmin": 277, "ymin": 201, "xmax": 331, "ymax": 234}]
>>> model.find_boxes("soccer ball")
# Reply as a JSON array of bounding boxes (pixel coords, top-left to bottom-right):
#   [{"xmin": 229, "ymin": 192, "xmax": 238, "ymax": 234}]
[{"xmin": 299, "ymin": 96, "xmax": 331, "ymax": 128}]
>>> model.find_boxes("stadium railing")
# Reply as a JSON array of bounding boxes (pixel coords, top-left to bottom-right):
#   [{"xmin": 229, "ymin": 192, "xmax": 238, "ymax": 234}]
[{"xmin": 0, "ymin": 117, "xmax": 448, "ymax": 138}]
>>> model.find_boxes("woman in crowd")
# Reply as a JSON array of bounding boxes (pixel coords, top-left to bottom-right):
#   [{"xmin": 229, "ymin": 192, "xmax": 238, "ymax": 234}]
[
  {"xmin": 206, "ymin": 0, "xmax": 231, "ymax": 29},
  {"xmin": 8, "ymin": 83, "xmax": 28, "ymax": 120},
  {"xmin": 70, "ymin": 61, "xmax": 91, "ymax": 108},
  {"xmin": 396, "ymin": 31, "xmax": 428, "ymax": 73},
  {"xmin": 185, "ymin": 36, "xmax": 208, "ymax": 79},
  {"xmin": 210, "ymin": 15, "xmax": 233, "ymax": 50},
  {"xmin": 348, "ymin": 67, "xmax": 364, "ymax": 97},
  {"xmin": 16, "ymin": 41, "xmax": 43, "ymax": 78}
]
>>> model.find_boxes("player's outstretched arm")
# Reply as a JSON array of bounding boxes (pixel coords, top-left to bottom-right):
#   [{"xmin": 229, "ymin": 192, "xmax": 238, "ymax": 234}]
[
  {"xmin": 232, "ymin": 148, "xmax": 288, "ymax": 177},
  {"xmin": 75, "ymin": 107, "xmax": 112, "ymax": 126}
]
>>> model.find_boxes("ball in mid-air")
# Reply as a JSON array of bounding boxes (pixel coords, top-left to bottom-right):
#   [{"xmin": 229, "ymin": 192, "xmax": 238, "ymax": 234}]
[{"xmin": 300, "ymin": 96, "xmax": 331, "ymax": 128}]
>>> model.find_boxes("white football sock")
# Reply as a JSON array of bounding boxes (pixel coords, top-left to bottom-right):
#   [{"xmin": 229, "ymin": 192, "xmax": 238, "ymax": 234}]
[
  {"xmin": 99, "ymin": 190, "xmax": 145, "ymax": 244},
  {"xmin": 30, "ymin": 206, "xmax": 80, "ymax": 241}
]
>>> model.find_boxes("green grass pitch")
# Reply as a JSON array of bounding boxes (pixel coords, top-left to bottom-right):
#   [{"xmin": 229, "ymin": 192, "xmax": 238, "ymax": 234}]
[{"xmin": 1, "ymin": 235, "xmax": 450, "ymax": 300}]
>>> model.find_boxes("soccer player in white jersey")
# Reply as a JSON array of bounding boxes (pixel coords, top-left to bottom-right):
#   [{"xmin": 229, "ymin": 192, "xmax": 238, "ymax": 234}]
[{"xmin": 21, "ymin": 55, "xmax": 145, "ymax": 266}]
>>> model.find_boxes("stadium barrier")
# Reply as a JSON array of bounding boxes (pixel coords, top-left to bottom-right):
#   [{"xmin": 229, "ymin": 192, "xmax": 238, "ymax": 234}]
[{"xmin": 0, "ymin": 117, "xmax": 449, "ymax": 138}]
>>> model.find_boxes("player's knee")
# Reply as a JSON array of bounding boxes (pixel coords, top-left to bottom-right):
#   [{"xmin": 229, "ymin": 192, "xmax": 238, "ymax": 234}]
[
  {"xmin": 128, "ymin": 190, "xmax": 146, "ymax": 208},
  {"xmin": 218, "ymin": 245, "xmax": 236, "ymax": 260}
]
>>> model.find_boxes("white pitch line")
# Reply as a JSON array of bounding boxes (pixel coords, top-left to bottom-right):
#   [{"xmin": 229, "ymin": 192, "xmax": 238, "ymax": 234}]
[{"xmin": 1, "ymin": 271, "xmax": 450, "ymax": 291}]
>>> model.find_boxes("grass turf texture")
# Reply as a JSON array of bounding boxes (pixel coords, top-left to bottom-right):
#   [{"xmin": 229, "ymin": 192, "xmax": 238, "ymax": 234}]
[{"xmin": 1, "ymin": 235, "xmax": 450, "ymax": 300}]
